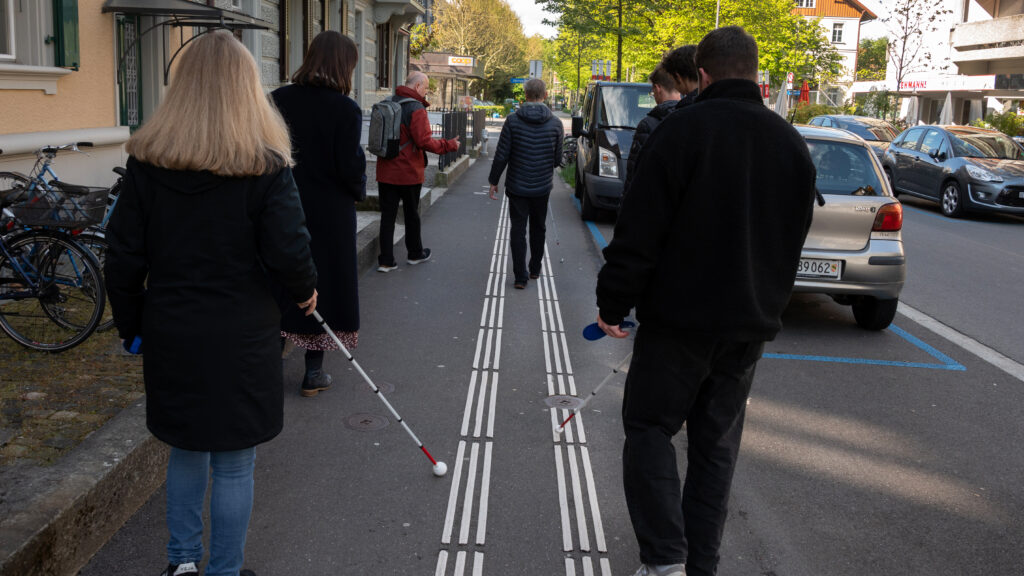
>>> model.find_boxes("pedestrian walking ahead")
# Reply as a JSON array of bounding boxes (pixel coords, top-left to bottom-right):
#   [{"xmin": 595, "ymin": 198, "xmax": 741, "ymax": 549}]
[
  {"xmin": 376, "ymin": 71, "xmax": 459, "ymax": 272},
  {"xmin": 595, "ymin": 26, "xmax": 816, "ymax": 576},
  {"xmin": 623, "ymin": 64, "xmax": 681, "ymax": 196},
  {"xmin": 488, "ymin": 78, "xmax": 564, "ymax": 289},
  {"xmin": 104, "ymin": 31, "xmax": 318, "ymax": 576},
  {"xmin": 272, "ymin": 31, "xmax": 363, "ymax": 397},
  {"xmin": 661, "ymin": 44, "xmax": 699, "ymax": 110}
]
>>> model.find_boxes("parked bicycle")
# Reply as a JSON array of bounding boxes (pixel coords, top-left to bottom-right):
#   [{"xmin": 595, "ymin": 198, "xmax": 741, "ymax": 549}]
[{"xmin": 562, "ymin": 135, "xmax": 578, "ymax": 165}]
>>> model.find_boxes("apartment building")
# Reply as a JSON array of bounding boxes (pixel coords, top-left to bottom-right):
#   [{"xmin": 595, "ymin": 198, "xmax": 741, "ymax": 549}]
[{"xmin": 793, "ymin": 0, "xmax": 877, "ymax": 104}]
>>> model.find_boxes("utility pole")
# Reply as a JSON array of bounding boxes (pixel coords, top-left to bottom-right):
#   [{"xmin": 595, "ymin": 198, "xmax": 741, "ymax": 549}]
[
  {"xmin": 715, "ymin": 0, "xmax": 721, "ymax": 28},
  {"xmin": 616, "ymin": 0, "xmax": 622, "ymax": 81}
]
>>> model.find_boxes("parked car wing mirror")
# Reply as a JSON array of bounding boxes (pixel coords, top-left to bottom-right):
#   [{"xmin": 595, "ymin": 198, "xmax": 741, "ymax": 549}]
[{"xmin": 571, "ymin": 116, "xmax": 584, "ymax": 138}]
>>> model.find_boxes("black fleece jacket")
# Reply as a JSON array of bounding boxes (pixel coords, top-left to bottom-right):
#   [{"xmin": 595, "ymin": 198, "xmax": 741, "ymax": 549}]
[
  {"xmin": 596, "ymin": 79, "xmax": 816, "ymax": 341},
  {"xmin": 624, "ymin": 98, "xmax": 679, "ymax": 194},
  {"xmin": 489, "ymin": 102, "xmax": 564, "ymax": 197}
]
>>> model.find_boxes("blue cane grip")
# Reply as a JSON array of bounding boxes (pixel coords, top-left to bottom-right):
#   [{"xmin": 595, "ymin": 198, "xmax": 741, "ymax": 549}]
[
  {"xmin": 582, "ymin": 320, "xmax": 636, "ymax": 341},
  {"xmin": 123, "ymin": 336, "xmax": 143, "ymax": 355}
]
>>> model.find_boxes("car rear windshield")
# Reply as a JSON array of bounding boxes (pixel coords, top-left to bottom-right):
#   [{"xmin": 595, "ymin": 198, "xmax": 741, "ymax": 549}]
[
  {"xmin": 949, "ymin": 131, "xmax": 1024, "ymax": 160},
  {"xmin": 835, "ymin": 120, "xmax": 897, "ymax": 142},
  {"xmin": 806, "ymin": 140, "xmax": 885, "ymax": 196},
  {"xmin": 598, "ymin": 85, "xmax": 655, "ymax": 129}
]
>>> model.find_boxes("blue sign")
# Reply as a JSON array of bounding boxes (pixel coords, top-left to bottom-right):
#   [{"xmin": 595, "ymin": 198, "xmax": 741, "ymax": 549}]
[{"xmin": 511, "ymin": 77, "xmax": 526, "ymax": 84}]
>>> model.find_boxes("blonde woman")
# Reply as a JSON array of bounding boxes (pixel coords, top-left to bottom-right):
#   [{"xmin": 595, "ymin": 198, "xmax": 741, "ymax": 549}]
[{"xmin": 104, "ymin": 31, "xmax": 318, "ymax": 576}]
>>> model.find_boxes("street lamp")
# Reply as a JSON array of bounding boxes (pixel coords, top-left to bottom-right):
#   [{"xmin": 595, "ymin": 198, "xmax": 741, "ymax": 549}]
[{"xmin": 715, "ymin": 0, "xmax": 721, "ymax": 28}]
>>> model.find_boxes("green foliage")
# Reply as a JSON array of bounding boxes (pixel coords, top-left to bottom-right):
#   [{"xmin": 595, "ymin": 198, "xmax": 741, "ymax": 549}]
[
  {"xmin": 432, "ymin": 0, "xmax": 527, "ymax": 99},
  {"xmin": 560, "ymin": 161, "xmax": 576, "ymax": 186},
  {"xmin": 476, "ymin": 105, "xmax": 505, "ymax": 116},
  {"xmin": 409, "ymin": 23, "xmax": 434, "ymax": 57},
  {"xmin": 976, "ymin": 108, "xmax": 1024, "ymax": 137},
  {"xmin": 791, "ymin": 103, "xmax": 842, "ymax": 124},
  {"xmin": 857, "ymin": 37, "xmax": 887, "ymax": 81},
  {"xmin": 855, "ymin": 89, "xmax": 900, "ymax": 121}
]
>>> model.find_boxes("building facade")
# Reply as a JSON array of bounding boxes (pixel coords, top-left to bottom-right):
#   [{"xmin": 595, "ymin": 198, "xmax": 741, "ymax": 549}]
[{"xmin": 793, "ymin": 0, "xmax": 877, "ymax": 104}]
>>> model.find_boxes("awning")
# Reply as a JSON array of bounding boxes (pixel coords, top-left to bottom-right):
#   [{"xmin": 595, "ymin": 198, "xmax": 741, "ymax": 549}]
[{"xmin": 102, "ymin": 0, "xmax": 271, "ymax": 85}]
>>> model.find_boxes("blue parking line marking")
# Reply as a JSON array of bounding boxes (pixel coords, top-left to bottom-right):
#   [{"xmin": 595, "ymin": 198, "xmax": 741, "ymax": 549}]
[
  {"xmin": 573, "ymin": 196, "xmax": 609, "ymax": 250},
  {"xmin": 765, "ymin": 323, "xmax": 966, "ymax": 371}
]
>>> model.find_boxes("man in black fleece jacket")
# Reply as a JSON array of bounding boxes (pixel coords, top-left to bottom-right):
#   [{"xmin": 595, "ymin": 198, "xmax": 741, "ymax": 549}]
[
  {"xmin": 489, "ymin": 78, "xmax": 564, "ymax": 288},
  {"xmin": 595, "ymin": 27, "xmax": 816, "ymax": 576},
  {"xmin": 623, "ymin": 64, "xmax": 680, "ymax": 197}
]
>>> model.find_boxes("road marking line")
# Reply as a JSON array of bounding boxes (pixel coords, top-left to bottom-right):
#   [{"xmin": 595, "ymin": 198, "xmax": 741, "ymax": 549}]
[
  {"xmin": 473, "ymin": 551, "xmax": 485, "ymax": 576},
  {"xmin": 552, "ymin": 331, "xmax": 564, "ymax": 374},
  {"xmin": 493, "ymin": 330, "xmax": 502, "ymax": 371},
  {"xmin": 442, "ymin": 440, "xmax": 468, "ymax": 544},
  {"xmin": 473, "ymin": 371, "xmax": 489, "ymax": 438},
  {"xmin": 554, "ymin": 445, "xmax": 573, "ymax": 551},
  {"xmin": 454, "ymin": 550, "xmax": 467, "ymax": 576},
  {"xmin": 459, "ymin": 442, "xmax": 480, "ymax": 545},
  {"xmin": 581, "ymin": 447, "xmax": 606, "ymax": 552},
  {"xmin": 472, "ymin": 327, "xmax": 484, "ymax": 370},
  {"xmin": 543, "ymin": 326, "xmax": 553, "ymax": 373},
  {"xmin": 899, "ymin": 302, "xmax": 1024, "ymax": 382},
  {"xmin": 539, "ymin": 300, "xmax": 548, "ymax": 332},
  {"xmin": 560, "ymin": 331, "xmax": 573, "ymax": 374},
  {"xmin": 487, "ymin": 373, "xmax": 498, "ymax": 439},
  {"xmin": 565, "ymin": 557, "xmax": 576, "ymax": 576},
  {"xmin": 476, "ymin": 442, "xmax": 493, "ymax": 545},
  {"xmin": 461, "ymin": 371, "xmax": 477, "ymax": 437},
  {"xmin": 567, "ymin": 444, "xmax": 591, "ymax": 551},
  {"xmin": 582, "ymin": 556, "xmax": 595, "ymax": 576},
  {"xmin": 435, "ymin": 550, "xmax": 448, "ymax": 576},
  {"xmin": 479, "ymin": 297, "xmax": 490, "ymax": 327},
  {"xmin": 482, "ymin": 327, "xmax": 494, "ymax": 371},
  {"xmin": 497, "ymin": 297, "xmax": 505, "ymax": 330},
  {"xmin": 600, "ymin": 558, "xmax": 612, "ymax": 576}
]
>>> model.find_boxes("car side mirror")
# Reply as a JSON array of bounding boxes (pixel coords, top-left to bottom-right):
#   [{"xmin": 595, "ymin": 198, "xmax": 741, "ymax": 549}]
[
  {"xmin": 932, "ymin": 150, "xmax": 947, "ymax": 162},
  {"xmin": 572, "ymin": 116, "xmax": 584, "ymax": 138}
]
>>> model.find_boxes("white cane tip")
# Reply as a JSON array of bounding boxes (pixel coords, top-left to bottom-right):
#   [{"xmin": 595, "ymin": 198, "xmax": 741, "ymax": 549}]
[
  {"xmin": 553, "ymin": 425, "xmax": 563, "ymax": 436},
  {"xmin": 433, "ymin": 461, "xmax": 448, "ymax": 477}
]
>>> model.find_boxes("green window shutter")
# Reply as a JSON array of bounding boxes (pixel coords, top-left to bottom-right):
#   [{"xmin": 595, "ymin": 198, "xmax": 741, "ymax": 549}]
[{"xmin": 53, "ymin": 0, "xmax": 80, "ymax": 70}]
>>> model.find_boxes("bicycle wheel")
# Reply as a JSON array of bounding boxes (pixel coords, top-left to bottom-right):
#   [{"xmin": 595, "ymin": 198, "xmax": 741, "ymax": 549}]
[
  {"xmin": 0, "ymin": 171, "xmax": 31, "ymax": 209},
  {"xmin": 0, "ymin": 231, "xmax": 105, "ymax": 351},
  {"xmin": 73, "ymin": 231, "xmax": 114, "ymax": 331}
]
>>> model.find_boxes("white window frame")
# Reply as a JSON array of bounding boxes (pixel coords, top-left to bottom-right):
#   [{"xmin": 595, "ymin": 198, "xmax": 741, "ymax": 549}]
[
  {"xmin": 0, "ymin": 0, "xmax": 14, "ymax": 61},
  {"xmin": 832, "ymin": 23, "xmax": 844, "ymax": 44},
  {"xmin": 795, "ymin": 0, "xmax": 815, "ymax": 8},
  {"xmin": 0, "ymin": 0, "xmax": 72, "ymax": 94}
]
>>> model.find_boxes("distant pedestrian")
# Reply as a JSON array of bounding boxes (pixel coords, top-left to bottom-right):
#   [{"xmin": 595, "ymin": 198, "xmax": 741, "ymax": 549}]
[
  {"xmin": 272, "ymin": 31, "xmax": 363, "ymax": 397},
  {"xmin": 661, "ymin": 44, "xmax": 699, "ymax": 110},
  {"xmin": 105, "ymin": 31, "xmax": 318, "ymax": 576},
  {"xmin": 595, "ymin": 26, "xmax": 816, "ymax": 576},
  {"xmin": 624, "ymin": 64, "xmax": 681, "ymax": 196},
  {"xmin": 487, "ymin": 78, "xmax": 564, "ymax": 289},
  {"xmin": 376, "ymin": 71, "xmax": 460, "ymax": 272}
]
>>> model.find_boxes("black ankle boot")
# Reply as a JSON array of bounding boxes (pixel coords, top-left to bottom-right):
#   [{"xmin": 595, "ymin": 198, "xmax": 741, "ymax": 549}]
[{"xmin": 300, "ymin": 370, "xmax": 332, "ymax": 397}]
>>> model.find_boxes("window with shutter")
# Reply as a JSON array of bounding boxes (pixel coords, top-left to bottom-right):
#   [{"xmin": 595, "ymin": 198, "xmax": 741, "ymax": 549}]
[{"xmin": 52, "ymin": 0, "xmax": 79, "ymax": 70}]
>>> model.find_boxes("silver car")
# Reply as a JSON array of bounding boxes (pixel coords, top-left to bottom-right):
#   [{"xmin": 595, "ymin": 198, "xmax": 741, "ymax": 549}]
[{"xmin": 794, "ymin": 125, "xmax": 906, "ymax": 330}]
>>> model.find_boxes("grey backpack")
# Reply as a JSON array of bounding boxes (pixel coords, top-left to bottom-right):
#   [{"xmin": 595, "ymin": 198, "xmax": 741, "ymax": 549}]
[{"xmin": 367, "ymin": 96, "xmax": 416, "ymax": 158}]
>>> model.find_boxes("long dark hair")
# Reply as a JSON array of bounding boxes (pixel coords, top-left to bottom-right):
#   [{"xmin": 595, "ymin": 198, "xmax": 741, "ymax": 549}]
[{"xmin": 291, "ymin": 31, "xmax": 358, "ymax": 95}]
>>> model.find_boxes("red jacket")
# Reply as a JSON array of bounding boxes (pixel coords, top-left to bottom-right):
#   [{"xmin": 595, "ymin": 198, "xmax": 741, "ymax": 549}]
[{"xmin": 376, "ymin": 86, "xmax": 459, "ymax": 185}]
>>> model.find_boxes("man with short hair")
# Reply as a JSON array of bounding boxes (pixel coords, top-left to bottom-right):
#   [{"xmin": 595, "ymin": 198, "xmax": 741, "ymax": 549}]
[
  {"xmin": 661, "ymin": 44, "xmax": 699, "ymax": 110},
  {"xmin": 624, "ymin": 64, "xmax": 681, "ymax": 195},
  {"xmin": 488, "ymin": 78, "xmax": 563, "ymax": 289},
  {"xmin": 376, "ymin": 71, "xmax": 459, "ymax": 273},
  {"xmin": 595, "ymin": 26, "xmax": 816, "ymax": 576}
]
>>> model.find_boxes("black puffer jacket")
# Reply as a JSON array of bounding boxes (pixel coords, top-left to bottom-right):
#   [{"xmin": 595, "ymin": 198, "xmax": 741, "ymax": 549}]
[
  {"xmin": 488, "ymin": 102, "xmax": 564, "ymax": 197},
  {"xmin": 624, "ymin": 99, "xmax": 678, "ymax": 194}
]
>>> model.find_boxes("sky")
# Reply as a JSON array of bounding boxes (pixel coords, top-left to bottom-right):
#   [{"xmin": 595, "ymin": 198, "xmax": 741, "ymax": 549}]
[{"xmin": 508, "ymin": 0, "xmax": 891, "ymax": 40}]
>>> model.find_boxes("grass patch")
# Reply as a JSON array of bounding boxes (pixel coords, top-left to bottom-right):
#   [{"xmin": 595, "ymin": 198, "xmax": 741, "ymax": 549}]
[{"xmin": 560, "ymin": 161, "xmax": 576, "ymax": 187}]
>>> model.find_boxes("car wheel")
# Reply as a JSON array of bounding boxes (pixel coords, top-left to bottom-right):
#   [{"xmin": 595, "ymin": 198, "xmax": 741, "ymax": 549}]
[
  {"xmin": 884, "ymin": 168, "xmax": 899, "ymax": 197},
  {"xmin": 940, "ymin": 180, "xmax": 964, "ymax": 218},
  {"xmin": 580, "ymin": 184, "xmax": 600, "ymax": 221},
  {"xmin": 852, "ymin": 297, "xmax": 898, "ymax": 331}
]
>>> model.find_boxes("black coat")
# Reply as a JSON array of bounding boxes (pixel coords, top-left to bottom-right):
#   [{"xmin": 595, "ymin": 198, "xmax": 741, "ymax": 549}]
[
  {"xmin": 105, "ymin": 158, "xmax": 317, "ymax": 451},
  {"xmin": 624, "ymin": 99, "xmax": 678, "ymax": 194},
  {"xmin": 271, "ymin": 84, "xmax": 365, "ymax": 334},
  {"xmin": 488, "ymin": 102, "xmax": 564, "ymax": 197},
  {"xmin": 597, "ymin": 79, "xmax": 816, "ymax": 341}
]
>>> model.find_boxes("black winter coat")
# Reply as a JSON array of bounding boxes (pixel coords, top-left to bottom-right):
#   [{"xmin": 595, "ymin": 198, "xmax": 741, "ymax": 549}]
[
  {"xmin": 105, "ymin": 158, "xmax": 317, "ymax": 451},
  {"xmin": 488, "ymin": 102, "xmax": 564, "ymax": 197},
  {"xmin": 596, "ymin": 79, "xmax": 816, "ymax": 341},
  {"xmin": 271, "ymin": 84, "xmax": 364, "ymax": 334},
  {"xmin": 624, "ymin": 99, "xmax": 678, "ymax": 194}
]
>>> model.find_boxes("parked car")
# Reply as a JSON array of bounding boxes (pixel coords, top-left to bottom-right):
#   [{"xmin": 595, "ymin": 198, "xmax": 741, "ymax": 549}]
[
  {"xmin": 807, "ymin": 115, "xmax": 899, "ymax": 160},
  {"xmin": 571, "ymin": 81, "xmax": 654, "ymax": 221},
  {"xmin": 882, "ymin": 125, "xmax": 1024, "ymax": 218},
  {"xmin": 1013, "ymin": 135, "xmax": 1024, "ymax": 150},
  {"xmin": 794, "ymin": 125, "xmax": 906, "ymax": 330}
]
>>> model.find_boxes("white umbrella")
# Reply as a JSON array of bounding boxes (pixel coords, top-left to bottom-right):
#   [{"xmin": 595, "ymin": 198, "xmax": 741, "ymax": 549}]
[
  {"xmin": 774, "ymin": 87, "xmax": 789, "ymax": 119},
  {"xmin": 905, "ymin": 96, "xmax": 919, "ymax": 126},
  {"xmin": 938, "ymin": 91, "xmax": 953, "ymax": 125}
]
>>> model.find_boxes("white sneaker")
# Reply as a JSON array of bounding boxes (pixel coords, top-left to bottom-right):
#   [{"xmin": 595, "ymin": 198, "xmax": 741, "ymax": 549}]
[
  {"xmin": 632, "ymin": 564, "xmax": 685, "ymax": 576},
  {"xmin": 377, "ymin": 263, "xmax": 398, "ymax": 273}
]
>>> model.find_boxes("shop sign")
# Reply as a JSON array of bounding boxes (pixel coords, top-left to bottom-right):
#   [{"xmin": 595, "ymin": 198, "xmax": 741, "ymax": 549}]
[
  {"xmin": 898, "ymin": 75, "xmax": 996, "ymax": 92},
  {"xmin": 448, "ymin": 56, "xmax": 474, "ymax": 67}
]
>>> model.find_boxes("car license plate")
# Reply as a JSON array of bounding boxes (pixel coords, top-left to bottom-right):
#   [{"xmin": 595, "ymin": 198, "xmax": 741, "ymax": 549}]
[{"xmin": 797, "ymin": 258, "xmax": 841, "ymax": 279}]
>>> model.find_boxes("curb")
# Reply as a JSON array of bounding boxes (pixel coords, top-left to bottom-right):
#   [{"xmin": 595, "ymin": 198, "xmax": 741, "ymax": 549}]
[{"xmin": 0, "ymin": 184, "xmax": 452, "ymax": 576}]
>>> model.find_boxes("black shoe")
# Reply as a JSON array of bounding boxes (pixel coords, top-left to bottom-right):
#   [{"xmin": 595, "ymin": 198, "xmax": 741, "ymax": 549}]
[
  {"xmin": 301, "ymin": 370, "xmax": 332, "ymax": 397},
  {"xmin": 529, "ymin": 273, "xmax": 540, "ymax": 279},
  {"xmin": 514, "ymin": 280, "xmax": 527, "ymax": 289},
  {"xmin": 160, "ymin": 563, "xmax": 199, "ymax": 576},
  {"xmin": 407, "ymin": 248, "xmax": 432, "ymax": 265}
]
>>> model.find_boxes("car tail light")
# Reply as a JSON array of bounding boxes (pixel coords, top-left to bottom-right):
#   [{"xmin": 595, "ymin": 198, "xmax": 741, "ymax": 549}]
[{"xmin": 872, "ymin": 203, "xmax": 902, "ymax": 231}]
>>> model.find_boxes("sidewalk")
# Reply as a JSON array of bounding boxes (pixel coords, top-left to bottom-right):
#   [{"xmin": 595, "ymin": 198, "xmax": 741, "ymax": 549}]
[{"xmin": 0, "ymin": 158, "xmax": 476, "ymax": 575}]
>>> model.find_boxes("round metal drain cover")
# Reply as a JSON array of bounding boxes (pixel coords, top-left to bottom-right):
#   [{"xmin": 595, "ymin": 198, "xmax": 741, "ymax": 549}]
[
  {"xmin": 344, "ymin": 413, "xmax": 389, "ymax": 431},
  {"xmin": 544, "ymin": 395, "xmax": 584, "ymax": 410}
]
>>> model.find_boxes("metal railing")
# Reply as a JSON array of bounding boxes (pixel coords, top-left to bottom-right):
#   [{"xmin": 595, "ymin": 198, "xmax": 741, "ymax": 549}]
[{"xmin": 432, "ymin": 110, "xmax": 468, "ymax": 172}]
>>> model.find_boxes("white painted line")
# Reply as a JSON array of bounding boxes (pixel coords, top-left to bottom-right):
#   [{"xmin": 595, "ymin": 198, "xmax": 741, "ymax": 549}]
[
  {"xmin": 476, "ymin": 442, "xmax": 493, "ymax": 544},
  {"xmin": 567, "ymin": 444, "xmax": 591, "ymax": 551},
  {"xmin": 487, "ymin": 373, "xmax": 498, "ymax": 439},
  {"xmin": 479, "ymin": 297, "xmax": 490, "ymax": 328},
  {"xmin": 554, "ymin": 300, "xmax": 565, "ymax": 333},
  {"xmin": 549, "ymin": 272, "xmax": 559, "ymax": 301},
  {"xmin": 472, "ymin": 327, "xmax": 485, "ymax": 370},
  {"xmin": 563, "ymin": 408, "xmax": 576, "ymax": 444},
  {"xmin": 560, "ymin": 331, "xmax": 574, "ymax": 375},
  {"xmin": 551, "ymin": 408, "xmax": 561, "ymax": 443},
  {"xmin": 493, "ymin": 330, "xmax": 502, "ymax": 371},
  {"xmin": 459, "ymin": 442, "xmax": 481, "ymax": 545},
  {"xmin": 554, "ymin": 445, "xmax": 573, "ymax": 551},
  {"xmin": 600, "ymin": 558, "xmax": 612, "ymax": 576},
  {"xmin": 454, "ymin": 550, "xmax": 467, "ymax": 576},
  {"xmin": 461, "ymin": 371, "xmax": 478, "ymax": 437},
  {"xmin": 583, "ymin": 556, "xmax": 595, "ymax": 576},
  {"xmin": 581, "ymin": 446, "xmax": 607, "ymax": 552},
  {"xmin": 568, "ymin": 374, "xmax": 578, "ymax": 396},
  {"xmin": 483, "ymin": 327, "xmax": 495, "ymax": 370},
  {"xmin": 442, "ymin": 441, "xmax": 467, "ymax": 544},
  {"xmin": 473, "ymin": 552, "xmax": 485, "ymax": 576},
  {"xmin": 435, "ymin": 550, "xmax": 448, "ymax": 576},
  {"xmin": 543, "ymin": 326, "xmax": 553, "ymax": 374},
  {"xmin": 565, "ymin": 557, "xmax": 576, "ymax": 576},
  {"xmin": 552, "ymin": 331, "xmax": 564, "ymax": 374},
  {"xmin": 899, "ymin": 302, "xmax": 1024, "ymax": 382},
  {"xmin": 497, "ymin": 297, "xmax": 505, "ymax": 329},
  {"xmin": 474, "ymin": 371, "xmax": 489, "ymax": 438},
  {"xmin": 546, "ymin": 300, "xmax": 557, "ymax": 332},
  {"xmin": 488, "ymin": 293, "xmax": 498, "ymax": 327},
  {"xmin": 485, "ymin": 272, "xmax": 494, "ymax": 298},
  {"xmin": 575, "ymin": 411, "xmax": 587, "ymax": 445},
  {"xmin": 539, "ymin": 300, "xmax": 548, "ymax": 332}
]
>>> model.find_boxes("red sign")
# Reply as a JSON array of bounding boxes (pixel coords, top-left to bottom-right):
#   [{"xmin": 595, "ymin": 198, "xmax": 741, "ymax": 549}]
[{"xmin": 900, "ymin": 80, "xmax": 928, "ymax": 90}]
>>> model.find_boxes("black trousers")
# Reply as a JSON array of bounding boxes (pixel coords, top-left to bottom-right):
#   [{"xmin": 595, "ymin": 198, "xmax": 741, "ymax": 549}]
[
  {"xmin": 378, "ymin": 182, "xmax": 424, "ymax": 265},
  {"xmin": 622, "ymin": 328, "xmax": 764, "ymax": 575},
  {"xmin": 506, "ymin": 192, "xmax": 549, "ymax": 283}
]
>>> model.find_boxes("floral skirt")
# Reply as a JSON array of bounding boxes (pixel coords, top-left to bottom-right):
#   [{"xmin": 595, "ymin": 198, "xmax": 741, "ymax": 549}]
[{"xmin": 281, "ymin": 330, "xmax": 358, "ymax": 351}]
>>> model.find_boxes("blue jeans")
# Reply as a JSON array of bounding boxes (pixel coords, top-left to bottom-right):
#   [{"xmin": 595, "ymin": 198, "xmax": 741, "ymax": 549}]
[{"xmin": 166, "ymin": 447, "xmax": 256, "ymax": 576}]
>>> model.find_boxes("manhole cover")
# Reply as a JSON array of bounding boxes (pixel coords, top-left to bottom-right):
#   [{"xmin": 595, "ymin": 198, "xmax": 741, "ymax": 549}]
[
  {"xmin": 544, "ymin": 395, "xmax": 584, "ymax": 410},
  {"xmin": 343, "ymin": 413, "xmax": 389, "ymax": 431}
]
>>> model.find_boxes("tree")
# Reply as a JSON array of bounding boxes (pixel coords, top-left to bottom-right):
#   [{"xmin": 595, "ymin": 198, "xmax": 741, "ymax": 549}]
[
  {"xmin": 883, "ymin": 0, "xmax": 953, "ymax": 90},
  {"xmin": 856, "ymin": 37, "xmax": 887, "ymax": 81},
  {"xmin": 431, "ymin": 0, "xmax": 527, "ymax": 98}
]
